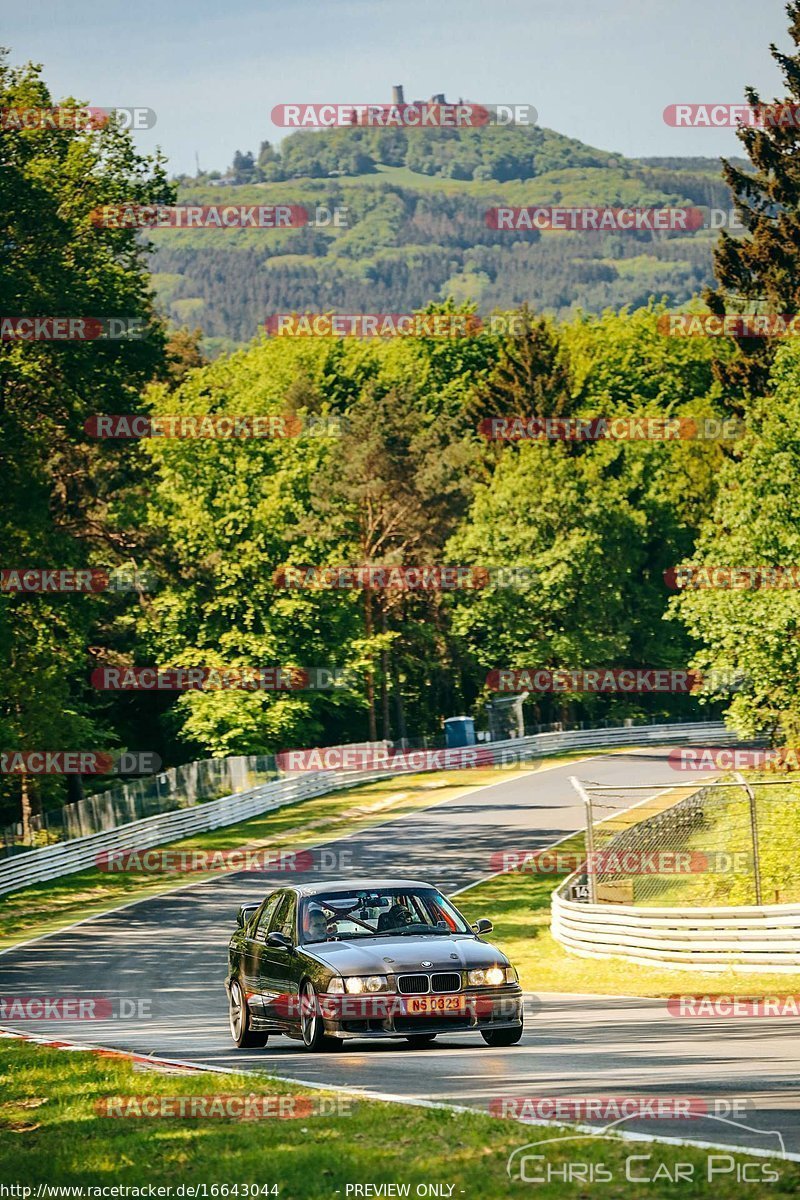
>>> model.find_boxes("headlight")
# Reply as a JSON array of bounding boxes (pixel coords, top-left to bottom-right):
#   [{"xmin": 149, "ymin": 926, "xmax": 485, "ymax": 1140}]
[
  {"xmin": 468, "ymin": 966, "xmax": 508, "ymax": 987},
  {"xmin": 344, "ymin": 975, "xmax": 389, "ymax": 994},
  {"xmin": 326, "ymin": 977, "xmax": 345, "ymax": 994}
]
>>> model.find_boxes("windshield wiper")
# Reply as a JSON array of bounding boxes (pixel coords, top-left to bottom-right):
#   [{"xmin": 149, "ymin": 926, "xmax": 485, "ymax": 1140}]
[{"xmin": 386, "ymin": 927, "xmax": 453, "ymax": 936}]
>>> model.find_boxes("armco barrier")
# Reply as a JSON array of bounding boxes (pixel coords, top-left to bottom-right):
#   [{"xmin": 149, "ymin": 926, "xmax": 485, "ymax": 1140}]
[
  {"xmin": 552, "ymin": 888, "xmax": 800, "ymax": 972},
  {"xmin": 551, "ymin": 761, "xmax": 800, "ymax": 972},
  {"xmin": 0, "ymin": 721, "xmax": 733, "ymax": 898}
]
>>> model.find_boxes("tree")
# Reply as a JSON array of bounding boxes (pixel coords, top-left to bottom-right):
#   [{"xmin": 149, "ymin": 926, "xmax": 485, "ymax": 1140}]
[
  {"xmin": 0, "ymin": 52, "xmax": 173, "ymax": 828},
  {"xmin": 159, "ymin": 327, "xmax": 208, "ymax": 387},
  {"xmin": 671, "ymin": 341, "xmax": 800, "ymax": 742},
  {"xmin": 449, "ymin": 307, "xmax": 735, "ymax": 727},
  {"xmin": 469, "ymin": 308, "xmax": 573, "ymax": 424},
  {"xmin": 300, "ymin": 384, "xmax": 479, "ymax": 739},
  {"xmin": 705, "ymin": 2, "xmax": 800, "ymax": 399}
]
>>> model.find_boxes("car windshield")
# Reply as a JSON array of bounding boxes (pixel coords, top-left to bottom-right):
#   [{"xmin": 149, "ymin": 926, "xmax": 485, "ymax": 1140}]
[{"xmin": 299, "ymin": 887, "xmax": 471, "ymax": 944}]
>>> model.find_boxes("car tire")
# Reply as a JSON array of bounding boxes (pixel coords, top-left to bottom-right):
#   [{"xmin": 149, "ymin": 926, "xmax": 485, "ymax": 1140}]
[
  {"xmin": 481, "ymin": 1024, "xmax": 523, "ymax": 1047},
  {"xmin": 229, "ymin": 979, "xmax": 269, "ymax": 1048},
  {"xmin": 299, "ymin": 979, "xmax": 342, "ymax": 1052},
  {"xmin": 405, "ymin": 1034, "xmax": 437, "ymax": 1048}
]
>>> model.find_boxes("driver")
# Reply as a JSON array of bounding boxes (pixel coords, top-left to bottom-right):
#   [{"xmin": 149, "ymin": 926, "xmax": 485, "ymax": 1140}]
[
  {"xmin": 380, "ymin": 902, "xmax": 413, "ymax": 931},
  {"xmin": 303, "ymin": 904, "xmax": 329, "ymax": 942}
]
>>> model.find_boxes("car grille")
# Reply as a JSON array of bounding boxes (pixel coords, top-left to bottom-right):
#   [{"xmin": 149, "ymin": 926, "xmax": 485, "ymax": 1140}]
[
  {"xmin": 397, "ymin": 972, "xmax": 462, "ymax": 994},
  {"xmin": 394, "ymin": 1015, "xmax": 471, "ymax": 1033},
  {"xmin": 431, "ymin": 972, "xmax": 461, "ymax": 993},
  {"xmin": 398, "ymin": 974, "xmax": 429, "ymax": 994}
]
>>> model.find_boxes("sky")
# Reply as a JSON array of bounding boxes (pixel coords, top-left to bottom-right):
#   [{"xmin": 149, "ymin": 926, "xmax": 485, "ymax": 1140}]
[{"xmin": 3, "ymin": 0, "xmax": 792, "ymax": 176}]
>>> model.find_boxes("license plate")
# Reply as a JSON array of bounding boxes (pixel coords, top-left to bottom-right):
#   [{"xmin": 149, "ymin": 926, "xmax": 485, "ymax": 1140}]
[{"xmin": 406, "ymin": 994, "xmax": 465, "ymax": 1015}]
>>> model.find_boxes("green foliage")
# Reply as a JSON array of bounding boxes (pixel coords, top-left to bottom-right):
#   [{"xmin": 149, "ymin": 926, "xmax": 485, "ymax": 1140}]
[
  {"xmin": 672, "ymin": 340, "xmax": 800, "ymax": 741},
  {"xmin": 0, "ymin": 52, "xmax": 173, "ymax": 822},
  {"xmin": 448, "ymin": 308, "xmax": 734, "ymax": 724},
  {"xmin": 227, "ymin": 123, "xmax": 615, "ymax": 185},
  {"xmin": 706, "ymin": 1, "xmax": 800, "ymax": 394}
]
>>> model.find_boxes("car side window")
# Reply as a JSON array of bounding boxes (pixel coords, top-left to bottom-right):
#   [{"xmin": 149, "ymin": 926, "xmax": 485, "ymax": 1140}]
[
  {"xmin": 276, "ymin": 894, "xmax": 297, "ymax": 941},
  {"xmin": 268, "ymin": 893, "xmax": 293, "ymax": 938},
  {"xmin": 253, "ymin": 893, "xmax": 281, "ymax": 940}
]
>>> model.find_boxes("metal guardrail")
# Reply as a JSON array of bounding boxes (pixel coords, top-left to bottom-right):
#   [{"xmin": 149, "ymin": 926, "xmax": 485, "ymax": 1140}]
[
  {"xmin": 552, "ymin": 889, "xmax": 800, "ymax": 972},
  {"xmin": 552, "ymin": 745, "xmax": 800, "ymax": 971},
  {"xmin": 0, "ymin": 720, "xmax": 733, "ymax": 898}
]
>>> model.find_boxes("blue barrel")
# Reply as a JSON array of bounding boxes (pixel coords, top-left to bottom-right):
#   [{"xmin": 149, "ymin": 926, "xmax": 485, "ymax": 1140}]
[{"xmin": 444, "ymin": 716, "xmax": 476, "ymax": 748}]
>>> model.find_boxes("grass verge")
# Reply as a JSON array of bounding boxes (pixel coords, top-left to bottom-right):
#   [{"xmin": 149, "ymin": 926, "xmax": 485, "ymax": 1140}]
[
  {"xmin": 0, "ymin": 1038, "xmax": 794, "ymax": 1195},
  {"xmin": 455, "ymin": 835, "xmax": 800, "ymax": 996}
]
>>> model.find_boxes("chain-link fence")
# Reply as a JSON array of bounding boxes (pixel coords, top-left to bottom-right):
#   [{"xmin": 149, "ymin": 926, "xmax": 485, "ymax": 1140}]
[
  {"xmin": 575, "ymin": 776, "xmax": 800, "ymax": 907},
  {"xmin": 0, "ymin": 755, "xmax": 279, "ymax": 855},
  {"xmin": 0, "ymin": 719, "xmax": 666, "ymax": 855}
]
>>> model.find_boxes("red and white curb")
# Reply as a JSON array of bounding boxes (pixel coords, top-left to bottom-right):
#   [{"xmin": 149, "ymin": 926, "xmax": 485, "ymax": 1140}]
[{"xmin": 0, "ymin": 1025, "xmax": 205, "ymax": 1074}]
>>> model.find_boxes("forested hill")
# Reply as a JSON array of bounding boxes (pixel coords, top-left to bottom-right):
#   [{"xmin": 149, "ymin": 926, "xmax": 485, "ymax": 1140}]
[
  {"xmin": 151, "ymin": 124, "xmax": 743, "ymax": 356},
  {"xmin": 221, "ymin": 123, "xmax": 625, "ymax": 183}
]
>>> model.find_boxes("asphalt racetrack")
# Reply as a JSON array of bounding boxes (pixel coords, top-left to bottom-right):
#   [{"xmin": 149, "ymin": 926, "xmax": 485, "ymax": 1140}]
[{"xmin": 2, "ymin": 748, "xmax": 798, "ymax": 1160}]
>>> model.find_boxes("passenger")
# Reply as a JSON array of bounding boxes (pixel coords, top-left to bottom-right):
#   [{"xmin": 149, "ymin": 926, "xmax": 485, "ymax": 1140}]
[{"xmin": 304, "ymin": 905, "xmax": 329, "ymax": 942}]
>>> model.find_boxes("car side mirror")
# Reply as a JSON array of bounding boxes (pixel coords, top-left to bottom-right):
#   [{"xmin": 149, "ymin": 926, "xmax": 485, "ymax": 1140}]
[
  {"xmin": 471, "ymin": 918, "xmax": 493, "ymax": 935},
  {"xmin": 266, "ymin": 931, "xmax": 294, "ymax": 950}
]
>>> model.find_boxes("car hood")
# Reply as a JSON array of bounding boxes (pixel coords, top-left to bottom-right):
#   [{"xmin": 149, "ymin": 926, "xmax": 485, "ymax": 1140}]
[{"xmin": 300, "ymin": 933, "xmax": 510, "ymax": 976}]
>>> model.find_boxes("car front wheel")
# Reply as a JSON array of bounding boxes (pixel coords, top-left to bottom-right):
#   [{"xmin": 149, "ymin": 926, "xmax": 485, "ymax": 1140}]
[
  {"xmin": 229, "ymin": 979, "xmax": 269, "ymax": 1048},
  {"xmin": 481, "ymin": 1024, "xmax": 523, "ymax": 1047},
  {"xmin": 299, "ymin": 980, "xmax": 343, "ymax": 1052}
]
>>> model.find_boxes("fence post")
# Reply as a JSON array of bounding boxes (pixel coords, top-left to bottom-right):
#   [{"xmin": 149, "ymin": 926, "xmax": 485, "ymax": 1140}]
[
  {"xmin": 569, "ymin": 776, "xmax": 597, "ymax": 903},
  {"xmin": 734, "ymin": 770, "xmax": 762, "ymax": 906}
]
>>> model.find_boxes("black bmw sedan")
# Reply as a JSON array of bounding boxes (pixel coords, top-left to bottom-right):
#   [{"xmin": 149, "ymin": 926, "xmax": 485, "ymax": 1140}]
[{"xmin": 225, "ymin": 877, "xmax": 524, "ymax": 1051}]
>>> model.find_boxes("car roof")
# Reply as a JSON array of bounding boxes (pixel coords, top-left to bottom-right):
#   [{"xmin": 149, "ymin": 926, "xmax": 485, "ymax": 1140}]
[{"xmin": 289, "ymin": 878, "xmax": 436, "ymax": 898}]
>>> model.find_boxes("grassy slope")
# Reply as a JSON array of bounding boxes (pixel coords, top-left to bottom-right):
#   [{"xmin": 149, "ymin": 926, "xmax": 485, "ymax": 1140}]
[
  {"xmin": 455, "ymin": 775, "xmax": 800, "ymax": 996},
  {"xmin": 456, "ymin": 864, "xmax": 800, "ymax": 996},
  {"xmin": 0, "ymin": 1038, "xmax": 794, "ymax": 1195}
]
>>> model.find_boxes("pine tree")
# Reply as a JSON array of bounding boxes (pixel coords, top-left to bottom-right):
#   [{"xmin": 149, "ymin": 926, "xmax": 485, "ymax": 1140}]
[
  {"xmin": 706, "ymin": 1, "xmax": 800, "ymax": 397},
  {"xmin": 468, "ymin": 307, "xmax": 573, "ymax": 423}
]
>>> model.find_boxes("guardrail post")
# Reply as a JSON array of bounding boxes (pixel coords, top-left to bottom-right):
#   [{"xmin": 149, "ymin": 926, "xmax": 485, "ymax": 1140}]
[
  {"xmin": 734, "ymin": 770, "xmax": 763, "ymax": 906},
  {"xmin": 569, "ymin": 776, "xmax": 598, "ymax": 904}
]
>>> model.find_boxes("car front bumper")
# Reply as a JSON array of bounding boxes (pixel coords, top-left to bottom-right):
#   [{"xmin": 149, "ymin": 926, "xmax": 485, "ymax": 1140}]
[{"xmin": 319, "ymin": 985, "xmax": 524, "ymax": 1040}]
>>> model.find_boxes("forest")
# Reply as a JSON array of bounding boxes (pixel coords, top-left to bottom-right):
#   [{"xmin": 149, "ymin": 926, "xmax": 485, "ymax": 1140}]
[{"xmin": 2, "ymin": 21, "xmax": 799, "ymax": 830}]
